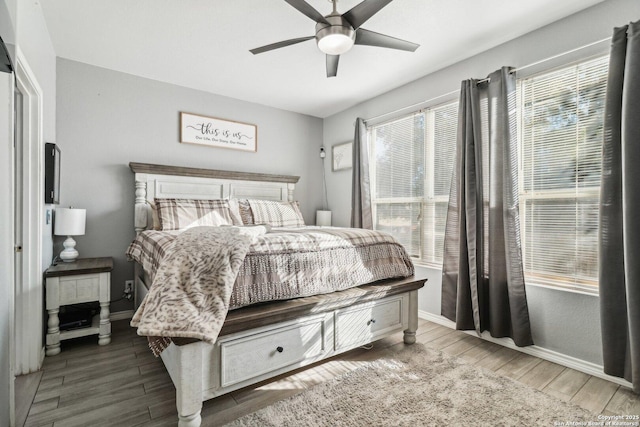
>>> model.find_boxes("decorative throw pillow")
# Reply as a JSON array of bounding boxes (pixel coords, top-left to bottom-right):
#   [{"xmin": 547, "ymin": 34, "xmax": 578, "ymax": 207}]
[
  {"xmin": 247, "ymin": 199, "xmax": 305, "ymax": 228},
  {"xmin": 227, "ymin": 198, "xmax": 244, "ymax": 226},
  {"xmin": 148, "ymin": 201, "xmax": 161, "ymax": 230},
  {"xmin": 154, "ymin": 198, "xmax": 235, "ymax": 230},
  {"xmin": 237, "ymin": 199, "xmax": 255, "ymax": 225}
]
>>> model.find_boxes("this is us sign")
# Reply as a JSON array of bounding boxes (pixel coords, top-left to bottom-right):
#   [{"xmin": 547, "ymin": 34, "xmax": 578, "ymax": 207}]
[{"xmin": 180, "ymin": 112, "xmax": 257, "ymax": 152}]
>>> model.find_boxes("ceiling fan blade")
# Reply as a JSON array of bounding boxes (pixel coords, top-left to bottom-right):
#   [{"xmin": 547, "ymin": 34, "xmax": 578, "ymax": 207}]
[
  {"xmin": 284, "ymin": 0, "xmax": 330, "ymax": 25},
  {"xmin": 250, "ymin": 36, "xmax": 315, "ymax": 55},
  {"xmin": 342, "ymin": 0, "xmax": 393, "ymax": 29},
  {"xmin": 355, "ymin": 28, "xmax": 419, "ymax": 52},
  {"xmin": 326, "ymin": 54, "xmax": 339, "ymax": 78}
]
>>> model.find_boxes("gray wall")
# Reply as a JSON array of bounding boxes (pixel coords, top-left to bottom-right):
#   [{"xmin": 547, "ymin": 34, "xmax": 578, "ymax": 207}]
[
  {"xmin": 0, "ymin": 0, "xmax": 14, "ymax": 45},
  {"xmin": 323, "ymin": 0, "xmax": 640, "ymax": 365},
  {"xmin": 56, "ymin": 58, "xmax": 325, "ymax": 313}
]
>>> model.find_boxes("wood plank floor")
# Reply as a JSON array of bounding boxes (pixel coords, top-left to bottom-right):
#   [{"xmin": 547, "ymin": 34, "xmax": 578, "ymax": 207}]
[{"xmin": 18, "ymin": 319, "xmax": 640, "ymax": 426}]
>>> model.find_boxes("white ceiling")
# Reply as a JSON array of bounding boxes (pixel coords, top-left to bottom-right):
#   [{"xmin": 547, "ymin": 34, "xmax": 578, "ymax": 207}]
[{"xmin": 39, "ymin": 0, "xmax": 603, "ymax": 118}]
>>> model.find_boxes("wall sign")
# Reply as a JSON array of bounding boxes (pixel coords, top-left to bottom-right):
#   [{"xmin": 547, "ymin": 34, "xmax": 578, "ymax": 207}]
[{"xmin": 180, "ymin": 112, "xmax": 257, "ymax": 152}]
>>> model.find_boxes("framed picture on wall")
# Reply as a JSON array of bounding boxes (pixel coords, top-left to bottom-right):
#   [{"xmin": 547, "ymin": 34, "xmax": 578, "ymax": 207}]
[
  {"xmin": 180, "ymin": 112, "xmax": 257, "ymax": 152},
  {"xmin": 332, "ymin": 141, "xmax": 352, "ymax": 171}
]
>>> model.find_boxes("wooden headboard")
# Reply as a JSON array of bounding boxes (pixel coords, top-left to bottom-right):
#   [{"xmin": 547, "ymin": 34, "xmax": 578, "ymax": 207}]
[{"xmin": 130, "ymin": 162, "xmax": 300, "ymax": 234}]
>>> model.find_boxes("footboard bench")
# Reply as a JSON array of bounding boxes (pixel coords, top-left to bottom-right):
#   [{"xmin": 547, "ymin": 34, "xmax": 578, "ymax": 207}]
[{"xmin": 152, "ymin": 274, "xmax": 426, "ymax": 426}]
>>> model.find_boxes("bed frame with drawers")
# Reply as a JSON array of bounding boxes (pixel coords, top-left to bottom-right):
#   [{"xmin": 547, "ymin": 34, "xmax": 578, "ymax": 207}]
[{"xmin": 129, "ymin": 162, "xmax": 427, "ymax": 427}]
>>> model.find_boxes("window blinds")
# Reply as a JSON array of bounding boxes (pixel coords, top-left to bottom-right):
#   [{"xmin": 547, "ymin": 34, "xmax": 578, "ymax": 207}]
[
  {"xmin": 424, "ymin": 103, "xmax": 458, "ymax": 264},
  {"xmin": 371, "ymin": 113, "xmax": 425, "ymax": 257},
  {"xmin": 519, "ymin": 55, "xmax": 608, "ymax": 289},
  {"xmin": 372, "ymin": 113, "xmax": 425, "ymax": 200},
  {"xmin": 369, "ymin": 56, "xmax": 607, "ymax": 291},
  {"xmin": 370, "ymin": 104, "xmax": 458, "ymax": 264}
]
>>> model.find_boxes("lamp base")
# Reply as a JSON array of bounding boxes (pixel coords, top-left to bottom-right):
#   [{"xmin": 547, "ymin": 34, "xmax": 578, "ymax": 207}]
[
  {"xmin": 60, "ymin": 236, "xmax": 79, "ymax": 262},
  {"xmin": 316, "ymin": 210, "xmax": 332, "ymax": 227}
]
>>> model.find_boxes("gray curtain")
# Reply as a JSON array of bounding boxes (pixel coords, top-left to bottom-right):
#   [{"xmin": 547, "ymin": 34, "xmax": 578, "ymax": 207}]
[
  {"xmin": 441, "ymin": 67, "xmax": 533, "ymax": 347},
  {"xmin": 599, "ymin": 21, "xmax": 640, "ymax": 392},
  {"xmin": 351, "ymin": 117, "xmax": 373, "ymax": 229}
]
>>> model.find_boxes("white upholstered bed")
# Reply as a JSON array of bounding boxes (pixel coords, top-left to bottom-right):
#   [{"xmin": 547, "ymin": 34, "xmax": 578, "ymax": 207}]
[{"xmin": 128, "ymin": 162, "xmax": 426, "ymax": 426}]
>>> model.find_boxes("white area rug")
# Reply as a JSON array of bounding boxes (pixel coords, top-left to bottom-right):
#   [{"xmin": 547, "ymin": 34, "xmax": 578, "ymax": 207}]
[{"xmin": 226, "ymin": 343, "xmax": 594, "ymax": 426}]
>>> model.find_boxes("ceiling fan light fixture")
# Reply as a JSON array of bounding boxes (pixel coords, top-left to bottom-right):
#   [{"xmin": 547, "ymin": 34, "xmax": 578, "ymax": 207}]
[
  {"xmin": 317, "ymin": 32, "xmax": 355, "ymax": 55},
  {"xmin": 315, "ymin": 15, "xmax": 356, "ymax": 55},
  {"xmin": 249, "ymin": 0, "xmax": 420, "ymax": 77}
]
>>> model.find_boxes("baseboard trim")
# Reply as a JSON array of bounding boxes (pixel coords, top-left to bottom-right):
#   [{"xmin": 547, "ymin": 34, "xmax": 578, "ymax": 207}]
[
  {"xmin": 110, "ymin": 310, "xmax": 134, "ymax": 322},
  {"xmin": 418, "ymin": 310, "xmax": 633, "ymax": 389}
]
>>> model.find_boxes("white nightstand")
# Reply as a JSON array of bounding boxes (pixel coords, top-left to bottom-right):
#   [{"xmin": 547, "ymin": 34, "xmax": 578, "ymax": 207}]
[{"xmin": 44, "ymin": 257, "xmax": 113, "ymax": 356}]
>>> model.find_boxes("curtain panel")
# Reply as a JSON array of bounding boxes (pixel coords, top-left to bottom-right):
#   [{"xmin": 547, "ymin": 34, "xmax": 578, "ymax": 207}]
[
  {"xmin": 441, "ymin": 67, "xmax": 533, "ymax": 347},
  {"xmin": 599, "ymin": 20, "xmax": 640, "ymax": 392},
  {"xmin": 351, "ymin": 117, "xmax": 373, "ymax": 229}
]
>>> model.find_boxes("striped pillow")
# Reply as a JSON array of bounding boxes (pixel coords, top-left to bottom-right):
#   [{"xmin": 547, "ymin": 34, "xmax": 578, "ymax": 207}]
[
  {"xmin": 247, "ymin": 200, "xmax": 305, "ymax": 228},
  {"xmin": 154, "ymin": 198, "xmax": 236, "ymax": 230}
]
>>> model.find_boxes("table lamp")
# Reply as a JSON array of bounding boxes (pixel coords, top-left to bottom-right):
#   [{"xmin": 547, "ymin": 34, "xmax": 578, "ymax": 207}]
[
  {"xmin": 317, "ymin": 146, "xmax": 332, "ymax": 227},
  {"xmin": 316, "ymin": 210, "xmax": 332, "ymax": 226},
  {"xmin": 55, "ymin": 207, "xmax": 86, "ymax": 262}
]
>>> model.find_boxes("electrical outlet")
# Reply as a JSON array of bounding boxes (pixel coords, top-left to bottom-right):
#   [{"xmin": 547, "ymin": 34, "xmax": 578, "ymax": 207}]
[{"xmin": 124, "ymin": 280, "xmax": 134, "ymax": 297}]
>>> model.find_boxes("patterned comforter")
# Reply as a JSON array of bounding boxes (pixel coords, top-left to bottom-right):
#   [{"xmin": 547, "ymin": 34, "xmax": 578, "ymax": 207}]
[{"xmin": 126, "ymin": 226, "xmax": 414, "ymax": 310}]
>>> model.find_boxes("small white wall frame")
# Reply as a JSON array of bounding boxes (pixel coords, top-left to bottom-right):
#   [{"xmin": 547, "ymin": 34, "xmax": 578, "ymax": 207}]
[{"xmin": 332, "ymin": 141, "xmax": 352, "ymax": 171}]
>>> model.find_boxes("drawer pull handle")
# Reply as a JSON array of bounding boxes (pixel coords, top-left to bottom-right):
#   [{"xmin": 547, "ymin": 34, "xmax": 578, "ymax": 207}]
[
  {"xmin": 367, "ymin": 319, "xmax": 376, "ymax": 326},
  {"xmin": 276, "ymin": 346, "xmax": 284, "ymax": 353}
]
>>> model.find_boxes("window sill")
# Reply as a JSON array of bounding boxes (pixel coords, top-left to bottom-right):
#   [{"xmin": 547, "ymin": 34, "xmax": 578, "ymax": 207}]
[
  {"xmin": 412, "ymin": 262, "xmax": 599, "ymax": 297},
  {"xmin": 524, "ymin": 280, "xmax": 599, "ymax": 297},
  {"xmin": 413, "ymin": 260, "xmax": 442, "ymax": 271}
]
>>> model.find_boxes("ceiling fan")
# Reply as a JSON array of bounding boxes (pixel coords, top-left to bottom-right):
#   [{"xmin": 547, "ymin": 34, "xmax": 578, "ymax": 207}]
[{"xmin": 250, "ymin": 0, "xmax": 419, "ymax": 77}]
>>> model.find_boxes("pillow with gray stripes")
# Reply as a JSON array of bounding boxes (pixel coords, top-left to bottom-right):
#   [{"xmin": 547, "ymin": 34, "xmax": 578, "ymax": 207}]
[
  {"xmin": 243, "ymin": 199, "xmax": 305, "ymax": 228},
  {"xmin": 154, "ymin": 198, "xmax": 241, "ymax": 230}
]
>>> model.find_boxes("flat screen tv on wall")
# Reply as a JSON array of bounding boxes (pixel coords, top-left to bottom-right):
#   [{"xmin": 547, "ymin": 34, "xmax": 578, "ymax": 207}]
[{"xmin": 44, "ymin": 143, "xmax": 60, "ymax": 204}]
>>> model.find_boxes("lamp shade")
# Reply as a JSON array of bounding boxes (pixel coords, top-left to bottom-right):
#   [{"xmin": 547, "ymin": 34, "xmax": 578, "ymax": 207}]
[
  {"xmin": 316, "ymin": 210, "xmax": 332, "ymax": 227},
  {"xmin": 55, "ymin": 208, "xmax": 86, "ymax": 236}
]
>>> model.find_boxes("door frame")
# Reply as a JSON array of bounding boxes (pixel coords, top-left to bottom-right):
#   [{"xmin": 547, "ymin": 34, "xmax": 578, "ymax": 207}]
[
  {"xmin": 0, "ymin": 55, "xmax": 16, "ymax": 427},
  {"xmin": 13, "ymin": 47, "xmax": 44, "ymax": 376}
]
